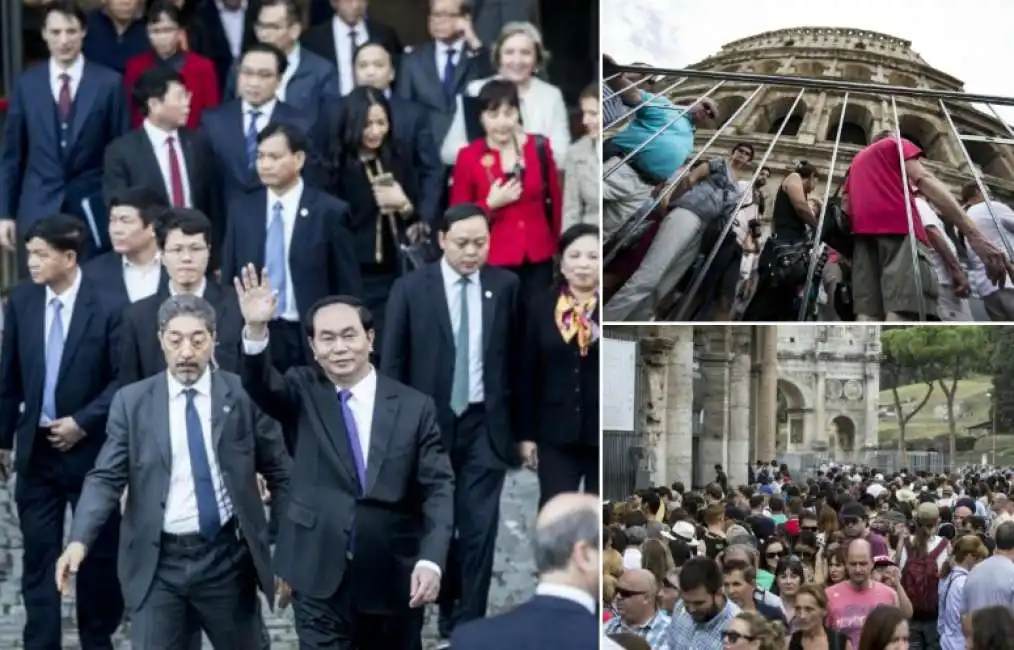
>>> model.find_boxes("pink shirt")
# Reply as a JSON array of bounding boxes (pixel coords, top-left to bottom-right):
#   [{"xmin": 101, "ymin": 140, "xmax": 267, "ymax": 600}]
[
  {"xmin": 844, "ymin": 137, "xmax": 927, "ymax": 243},
  {"xmin": 826, "ymin": 581, "xmax": 898, "ymax": 648}
]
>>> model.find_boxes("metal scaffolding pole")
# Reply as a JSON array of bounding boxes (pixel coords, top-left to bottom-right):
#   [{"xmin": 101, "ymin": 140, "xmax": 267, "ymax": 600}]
[
  {"xmin": 603, "ymin": 77, "xmax": 689, "ymax": 129},
  {"xmin": 889, "ymin": 96, "xmax": 927, "ymax": 322}
]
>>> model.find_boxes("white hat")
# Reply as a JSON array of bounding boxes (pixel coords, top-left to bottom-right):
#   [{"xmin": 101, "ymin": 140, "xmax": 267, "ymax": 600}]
[{"xmin": 672, "ymin": 521, "xmax": 697, "ymax": 543}]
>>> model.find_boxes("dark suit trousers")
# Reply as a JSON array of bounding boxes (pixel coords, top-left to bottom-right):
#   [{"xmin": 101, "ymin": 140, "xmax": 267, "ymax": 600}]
[
  {"xmin": 536, "ymin": 443, "xmax": 599, "ymax": 509},
  {"xmin": 437, "ymin": 405, "xmax": 506, "ymax": 635},
  {"xmin": 15, "ymin": 438, "xmax": 123, "ymax": 650},
  {"xmin": 130, "ymin": 521, "xmax": 260, "ymax": 650},
  {"xmin": 291, "ymin": 562, "xmax": 424, "ymax": 650}
]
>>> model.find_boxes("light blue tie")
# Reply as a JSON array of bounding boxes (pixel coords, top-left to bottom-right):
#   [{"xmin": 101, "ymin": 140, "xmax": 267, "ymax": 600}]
[
  {"xmin": 42, "ymin": 298, "xmax": 65, "ymax": 422},
  {"xmin": 245, "ymin": 109, "xmax": 261, "ymax": 168},
  {"xmin": 265, "ymin": 201, "xmax": 287, "ymax": 317},
  {"xmin": 450, "ymin": 277, "xmax": 470, "ymax": 416}
]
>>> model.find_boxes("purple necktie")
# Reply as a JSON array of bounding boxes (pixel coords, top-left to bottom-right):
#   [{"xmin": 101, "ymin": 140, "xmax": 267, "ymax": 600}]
[{"xmin": 339, "ymin": 390, "xmax": 367, "ymax": 493}]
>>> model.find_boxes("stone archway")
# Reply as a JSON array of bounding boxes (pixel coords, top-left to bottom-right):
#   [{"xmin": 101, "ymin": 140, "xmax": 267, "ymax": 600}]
[
  {"xmin": 832, "ymin": 415, "xmax": 857, "ymax": 455},
  {"xmin": 777, "ymin": 379, "xmax": 808, "ymax": 451}
]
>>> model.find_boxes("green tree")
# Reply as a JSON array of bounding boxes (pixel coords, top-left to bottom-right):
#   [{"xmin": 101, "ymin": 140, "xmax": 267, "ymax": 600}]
[
  {"xmin": 991, "ymin": 327, "xmax": 1014, "ymax": 434},
  {"xmin": 881, "ymin": 328, "xmax": 934, "ymax": 457}
]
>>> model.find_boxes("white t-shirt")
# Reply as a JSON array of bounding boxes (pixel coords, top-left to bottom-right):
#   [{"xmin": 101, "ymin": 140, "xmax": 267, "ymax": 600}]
[
  {"xmin": 916, "ymin": 197, "xmax": 958, "ymax": 286},
  {"xmin": 966, "ymin": 200, "xmax": 1014, "ymax": 298},
  {"xmin": 898, "ymin": 535, "xmax": 950, "ymax": 571}
]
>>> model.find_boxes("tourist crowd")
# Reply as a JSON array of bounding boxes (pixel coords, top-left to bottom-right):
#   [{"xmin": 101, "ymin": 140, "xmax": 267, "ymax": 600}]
[
  {"xmin": 0, "ymin": 0, "xmax": 600, "ymax": 648},
  {"xmin": 602, "ymin": 462, "xmax": 1014, "ymax": 650}
]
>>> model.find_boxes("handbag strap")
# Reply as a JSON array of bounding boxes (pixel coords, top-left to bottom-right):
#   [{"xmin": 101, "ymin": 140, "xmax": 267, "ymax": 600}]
[
  {"xmin": 832, "ymin": 168, "xmax": 851, "ymax": 199},
  {"xmin": 534, "ymin": 135, "xmax": 555, "ymax": 229}
]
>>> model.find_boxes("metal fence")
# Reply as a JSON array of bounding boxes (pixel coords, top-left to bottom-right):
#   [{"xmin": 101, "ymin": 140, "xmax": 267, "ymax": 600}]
[
  {"xmin": 603, "ymin": 63, "xmax": 1014, "ymax": 322},
  {"xmin": 777, "ymin": 450, "xmax": 950, "ymax": 477}
]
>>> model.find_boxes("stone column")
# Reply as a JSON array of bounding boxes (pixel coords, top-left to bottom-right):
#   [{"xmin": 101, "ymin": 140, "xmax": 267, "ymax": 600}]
[
  {"xmin": 756, "ymin": 326, "xmax": 779, "ymax": 463},
  {"xmin": 800, "ymin": 91, "xmax": 829, "ymax": 144},
  {"xmin": 639, "ymin": 328, "xmax": 675, "ymax": 486},
  {"xmin": 699, "ymin": 327, "xmax": 732, "ymax": 485},
  {"xmin": 864, "ymin": 363, "xmax": 880, "ymax": 449},
  {"xmin": 727, "ymin": 329, "xmax": 752, "ymax": 487},
  {"xmin": 813, "ymin": 367, "xmax": 826, "ymax": 450},
  {"xmin": 665, "ymin": 326, "xmax": 695, "ymax": 485}
]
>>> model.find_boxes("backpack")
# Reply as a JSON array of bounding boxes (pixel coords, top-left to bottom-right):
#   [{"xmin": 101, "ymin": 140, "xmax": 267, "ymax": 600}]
[{"xmin": 900, "ymin": 538, "xmax": 948, "ymax": 617}]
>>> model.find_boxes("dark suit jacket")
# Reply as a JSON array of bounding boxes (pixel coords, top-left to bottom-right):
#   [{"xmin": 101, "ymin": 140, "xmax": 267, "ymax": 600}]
[
  {"xmin": 450, "ymin": 595, "xmax": 597, "ymax": 650},
  {"xmin": 68, "ymin": 370, "xmax": 291, "ymax": 611},
  {"xmin": 102, "ymin": 127, "xmax": 221, "ymax": 231},
  {"xmin": 0, "ymin": 60, "xmax": 129, "ymax": 227},
  {"xmin": 82, "ymin": 251, "xmax": 170, "ymax": 311},
  {"xmin": 200, "ymin": 99, "xmax": 320, "ymax": 203},
  {"xmin": 118, "ymin": 282, "xmax": 243, "ymax": 385},
  {"xmin": 220, "ymin": 186, "xmax": 363, "ymax": 318},
  {"xmin": 519, "ymin": 290, "xmax": 599, "ymax": 448},
  {"xmin": 0, "ymin": 276, "xmax": 122, "ymax": 476},
  {"xmin": 225, "ymin": 47, "xmax": 339, "ymax": 127},
  {"xmin": 301, "ymin": 18, "xmax": 403, "ymax": 81},
  {"xmin": 396, "ymin": 40, "xmax": 493, "ymax": 147},
  {"xmin": 240, "ymin": 350, "xmax": 454, "ymax": 612},
  {"xmin": 191, "ymin": 0, "xmax": 259, "ymax": 92},
  {"xmin": 381, "ymin": 262, "xmax": 522, "ymax": 467}
]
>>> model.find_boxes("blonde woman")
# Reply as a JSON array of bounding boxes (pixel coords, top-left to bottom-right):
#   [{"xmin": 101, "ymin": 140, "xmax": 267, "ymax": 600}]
[
  {"xmin": 441, "ymin": 21, "xmax": 572, "ymax": 164},
  {"xmin": 723, "ymin": 611, "xmax": 788, "ymax": 650}
]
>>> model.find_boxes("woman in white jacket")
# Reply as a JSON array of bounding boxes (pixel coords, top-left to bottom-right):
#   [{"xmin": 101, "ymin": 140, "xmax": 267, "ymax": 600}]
[{"xmin": 440, "ymin": 21, "xmax": 572, "ymax": 165}]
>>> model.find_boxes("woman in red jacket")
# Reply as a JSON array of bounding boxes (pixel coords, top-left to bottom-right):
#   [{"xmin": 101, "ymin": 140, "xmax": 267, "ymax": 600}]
[
  {"xmin": 450, "ymin": 79, "xmax": 562, "ymax": 303},
  {"xmin": 123, "ymin": 1, "xmax": 219, "ymax": 129}
]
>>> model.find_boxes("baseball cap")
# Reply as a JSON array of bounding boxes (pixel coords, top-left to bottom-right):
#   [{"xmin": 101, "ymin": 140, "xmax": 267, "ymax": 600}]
[{"xmin": 916, "ymin": 502, "xmax": 940, "ymax": 521}]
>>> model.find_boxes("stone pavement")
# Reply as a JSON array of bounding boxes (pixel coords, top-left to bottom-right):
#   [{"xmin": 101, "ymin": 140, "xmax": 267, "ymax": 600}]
[{"xmin": 0, "ymin": 470, "xmax": 540, "ymax": 649}]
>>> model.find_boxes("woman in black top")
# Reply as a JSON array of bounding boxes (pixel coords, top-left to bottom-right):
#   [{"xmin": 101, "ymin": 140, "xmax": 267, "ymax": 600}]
[
  {"xmin": 519, "ymin": 224, "xmax": 600, "ymax": 507},
  {"xmin": 744, "ymin": 161, "xmax": 821, "ymax": 321},
  {"xmin": 791, "ymin": 584, "xmax": 853, "ymax": 650},
  {"xmin": 326, "ymin": 87, "xmax": 422, "ymax": 348}
]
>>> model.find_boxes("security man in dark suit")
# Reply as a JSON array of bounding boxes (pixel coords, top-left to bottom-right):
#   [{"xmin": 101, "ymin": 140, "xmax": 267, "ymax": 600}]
[
  {"xmin": 0, "ymin": 214, "xmax": 124, "ymax": 650},
  {"xmin": 119, "ymin": 208, "xmax": 244, "ymax": 385},
  {"xmin": 451, "ymin": 493, "xmax": 600, "ymax": 650},
  {"xmin": 381, "ymin": 203, "xmax": 522, "ymax": 640},
  {"xmin": 234, "ymin": 267, "xmax": 455, "ymax": 650},
  {"xmin": 56, "ymin": 293, "xmax": 291, "ymax": 650}
]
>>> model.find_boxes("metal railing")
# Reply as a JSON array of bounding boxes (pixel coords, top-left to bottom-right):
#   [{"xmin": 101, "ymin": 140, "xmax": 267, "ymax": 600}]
[{"xmin": 603, "ymin": 64, "xmax": 1014, "ymax": 321}]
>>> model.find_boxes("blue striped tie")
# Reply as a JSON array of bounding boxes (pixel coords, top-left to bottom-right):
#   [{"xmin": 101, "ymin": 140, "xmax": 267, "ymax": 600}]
[
  {"xmin": 245, "ymin": 110, "xmax": 261, "ymax": 168},
  {"xmin": 265, "ymin": 201, "xmax": 287, "ymax": 316},
  {"xmin": 42, "ymin": 299, "xmax": 64, "ymax": 422}
]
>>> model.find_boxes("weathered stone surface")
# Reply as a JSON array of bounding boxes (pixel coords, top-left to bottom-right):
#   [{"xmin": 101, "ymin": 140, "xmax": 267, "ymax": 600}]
[{"xmin": 0, "ymin": 470, "xmax": 539, "ymax": 649}]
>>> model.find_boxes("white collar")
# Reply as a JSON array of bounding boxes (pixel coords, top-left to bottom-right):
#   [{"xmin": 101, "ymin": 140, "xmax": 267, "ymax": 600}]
[
  {"xmin": 440, "ymin": 38, "xmax": 465, "ymax": 54},
  {"xmin": 334, "ymin": 16, "xmax": 365, "ymax": 34},
  {"xmin": 337, "ymin": 366, "xmax": 377, "ymax": 398},
  {"xmin": 45, "ymin": 266, "xmax": 82, "ymax": 307},
  {"xmin": 143, "ymin": 119, "xmax": 180, "ymax": 144},
  {"xmin": 122, "ymin": 251, "xmax": 160, "ymax": 269},
  {"xmin": 243, "ymin": 98, "xmax": 277, "ymax": 117},
  {"xmin": 439, "ymin": 256, "xmax": 477, "ymax": 289},
  {"xmin": 535, "ymin": 583, "xmax": 596, "ymax": 614},
  {"xmin": 167, "ymin": 366, "xmax": 212, "ymax": 398},
  {"xmin": 169, "ymin": 278, "xmax": 206, "ymax": 298},
  {"xmin": 267, "ymin": 179, "xmax": 304, "ymax": 206},
  {"xmin": 50, "ymin": 56, "xmax": 84, "ymax": 83},
  {"xmin": 215, "ymin": 0, "xmax": 247, "ymax": 13}
]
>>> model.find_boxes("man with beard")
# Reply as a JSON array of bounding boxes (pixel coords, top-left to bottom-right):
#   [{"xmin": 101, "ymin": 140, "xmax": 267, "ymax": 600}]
[
  {"xmin": 825, "ymin": 539, "xmax": 900, "ymax": 649},
  {"xmin": 664, "ymin": 557, "xmax": 740, "ymax": 650}
]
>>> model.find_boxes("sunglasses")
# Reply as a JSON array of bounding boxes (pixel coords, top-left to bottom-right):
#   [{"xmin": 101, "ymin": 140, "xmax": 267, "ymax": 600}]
[
  {"xmin": 766, "ymin": 549, "xmax": 787, "ymax": 559},
  {"xmin": 796, "ymin": 549, "xmax": 817, "ymax": 560},
  {"xmin": 662, "ymin": 578, "xmax": 678, "ymax": 590},
  {"xmin": 722, "ymin": 631, "xmax": 755, "ymax": 644},
  {"xmin": 615, "ymin": 588, "xmax": 647, "ymax": 599},
  {"xmin": 801, "ymin": 525, "xmax": 818, "ymax": 532}
]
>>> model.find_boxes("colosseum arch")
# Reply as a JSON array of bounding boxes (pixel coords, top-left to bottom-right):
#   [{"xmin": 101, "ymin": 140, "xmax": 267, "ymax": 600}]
[
  {"xmin": 840, "ymin": 63, "xmax": 874, "ymax": 82},
  {"xmin": 898, "ymin": 114, "xmax": 948, "ymax": 162},
  {"xmin": 757, "ymin": 96, "xmax": 810, "ymax": 136},
  {"xmin": 755, "ymin": 60, "xmax": 782, "ymax": 75},
  {"xmin": 794, "ymin": 60, "xmax": 828, "ymax": 78},
  {"xmin": 717, "ymin": 95, "xmax": 749, "ymax": 124},
  {"xmin": 965, "ymin": 140, "xmax": 1009, "ymax": 177},
  {"xmin": 886, "ymin": 70, "xmax": 918, "ymax": 88},
  {"xmin": 824, "ymin": 103, "xmax": 875, "ymax": 146}
]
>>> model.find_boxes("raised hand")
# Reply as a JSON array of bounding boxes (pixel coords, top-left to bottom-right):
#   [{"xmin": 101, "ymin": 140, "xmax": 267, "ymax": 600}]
[{"xmin": 233, "ymin": 263, "xmax": 278, "ymax": 327}]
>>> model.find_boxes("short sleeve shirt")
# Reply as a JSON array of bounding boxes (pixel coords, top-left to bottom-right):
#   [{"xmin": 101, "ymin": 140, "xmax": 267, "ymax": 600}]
[
  {"xmin": 844, "ymin": 137, "xmax": 927, "ymax": 242},
  {"xmin": 611, "ymin": 91, "xmax": 695, "ymax": 182},
  {"xmin": 825, "ymin": 581, "xmax": 898, "ymax": 649}
]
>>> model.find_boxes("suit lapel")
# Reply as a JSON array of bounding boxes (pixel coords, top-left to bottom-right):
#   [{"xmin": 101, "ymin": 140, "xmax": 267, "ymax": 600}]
[
  {"xmin": 30, "ymin": 287, "xmax": 47, "ymax": 392},
  {"xmin": 57, "ymin": 281, "xmax": 95, "ymax": 382},
  {"xmin": 290, "ymin": 188, "xmax": 315, "ymax": 266},
  {"xmin": 179, "ymin": 130, "xmax": 200, "ymax": 195},
  {"xmin": 428, "ymin": 263, "xmax": 454, "ymax": 346},
  {"xmin": 480, "ymin": 268, "xmax": 496, "ymax": 354},
  {"xmin": 150, "ymin": 375, "xmax": 172, "ymax": 470},
  {"xmin": 451, "ymin": 44, "xmax": 472, "ymax": 97},
  {"xmin": 365, "ymin": 375, "xmax": 398, "ymax": 496},
  {"xmin": 138, "ymin": 132, "xmax": 171, "ymax": 204},
  {"xmin": 68, "ymin": 63, "xmax": 101, "ymax": 150},
  {"xmin": 306, "ymin": 378, "xmax": 360, "ymax": 491},
  {"xmin": 210, "ymin": 371, "xmax": 234, "ymax": 453}
]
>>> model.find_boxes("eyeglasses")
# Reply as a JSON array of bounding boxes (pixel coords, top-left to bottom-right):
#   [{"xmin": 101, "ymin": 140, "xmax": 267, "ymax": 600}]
[
  {"xmin": 615, "ymin": 588, "xmax": 647, "ymax": 599},
  {"xmin": 766, "ymin": 550, "xmax": 787, "ymax": 559},
  {"xmin": 662, "ymin": 578, "xmax": 678, "ymax": 590},
  {"xmin": 801, "ymin": 525, "xmax": 819, "ymax": 532},
  {"xmin": 722, "ymin": 630, "xmax": 755, "ymax": 644},
  {"xmin": 164, "ymin": 245, "xmax": 209, "ymax": 258},
  {"xmin": 796, "ymin": 549, "xmax": 817, "ymax": 560}
]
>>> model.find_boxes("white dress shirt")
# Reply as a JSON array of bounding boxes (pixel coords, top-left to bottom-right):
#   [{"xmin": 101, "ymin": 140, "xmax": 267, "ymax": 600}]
[
  {"xmin": 163, "ymin": 370, "xmax": 234, "ymax": 534},
  {"xmin": 169, "ymin": 278, "xmax": 206, "ymax": 298},
  {"xmin": 121, "ymin": 253, "xmax": 162, "ymax": 303},
  {"xmin": 440, "ymin": 257, "xmax": 484, "ymax": 404},
  {"xmin": 435, "ymin": 39, "xmax": 464, "ymax": 82},
  {"xmin": 49, "ymin": 56, "xmax": 84, "ymax": 104},
  {"xmin": 215, "ymin": 0, "xmax": 247, "ymax": 59},
  {"xmin": 332, "ymin": 17, "xmax": 369, "ymax": 95},
  {"xmin": 278, "ymin": 45, "xmax": 302, "ymax": 102},
  {"xmin": 40, "ymin": 268, "xmax": 82, "ymax": 425},
  {"xmin": 535, "ymin": 582, "xmax": 597, "ymax": 615},
  {"xmin": 266, "ymin": 180, "xmax": 303, "ymax": 322},
  {"xmin": 243, "ymin": 98, "xmax": 277, "ymax": 134},
  {"xmin": 142, "ymin": 120, "xmax": 193, "ymax": 207}
]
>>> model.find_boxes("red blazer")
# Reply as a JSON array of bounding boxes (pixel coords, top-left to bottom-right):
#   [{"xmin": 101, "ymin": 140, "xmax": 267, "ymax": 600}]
[
  {"xmin": 123, "ymin": 51, "xmax": 220, "ymax": 129},
  {"xmin": 450, "ymin": 134, "xmax": 562, "ymax": 267}
]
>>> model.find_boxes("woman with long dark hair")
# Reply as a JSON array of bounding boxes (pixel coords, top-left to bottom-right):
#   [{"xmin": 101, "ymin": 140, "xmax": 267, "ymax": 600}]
[
  {"xmin": 450, "ymin": 79, "xmax": 562, "ymax": 304},
  {"xmin": 857, "ymin": 605, "xmax": 909, "ymax": 650},
  {"xmin": 772, "ymin": 555, "xmax": 806, "ymax": 630},
  {"xmin": 519, "ymin": 224, "xmax": 598, "ymax": 505},
  {"xmin": 328, "ymin": 86, "xmax": 422, "ymax": 346},
  {"xmin": 971, "ymin": 606, "xmax": 1014, "ymax": 650}
]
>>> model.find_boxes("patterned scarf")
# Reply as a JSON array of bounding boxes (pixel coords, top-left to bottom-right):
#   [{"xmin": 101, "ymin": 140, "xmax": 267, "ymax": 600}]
[{"xmin": 555, "ymin": 291, "xmax": 598, "ymax": 356}]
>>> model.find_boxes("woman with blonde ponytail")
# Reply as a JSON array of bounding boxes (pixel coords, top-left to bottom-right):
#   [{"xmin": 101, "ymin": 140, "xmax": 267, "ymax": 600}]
[{"xmin": 722, "ymin": 611, "xmax": 787, "ymax": 650}]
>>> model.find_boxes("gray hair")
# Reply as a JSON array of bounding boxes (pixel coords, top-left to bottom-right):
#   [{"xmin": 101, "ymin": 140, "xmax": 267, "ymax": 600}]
[
  {"xmin": 532, "ymin": 506, "xmax": 598, "ymax": 574},
  {"xmin": 157, "ymin": 294, "xmax": 217, "ymax": 334}
]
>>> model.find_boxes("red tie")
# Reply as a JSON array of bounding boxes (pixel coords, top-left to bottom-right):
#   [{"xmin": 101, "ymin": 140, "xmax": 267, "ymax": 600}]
[
  {"xmin": 166, "ymin": 136, "xmax": 186, "ymax": 207},
  {"xmin": 57, "ymin": 74, "xmax": 72, "ymax": 121}
]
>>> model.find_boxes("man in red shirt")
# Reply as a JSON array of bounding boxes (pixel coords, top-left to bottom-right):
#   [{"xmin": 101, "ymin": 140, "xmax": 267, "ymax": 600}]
[{"xmin": 843, "ymin": 131, "xmax": 1011, "ymax": 320}]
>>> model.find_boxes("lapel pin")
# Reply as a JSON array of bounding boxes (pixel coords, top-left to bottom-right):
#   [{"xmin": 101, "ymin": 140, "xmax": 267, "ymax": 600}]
[
  {"xmin": 299, "ymin": 207, "xmax": 308, "ymax": 217},
  {"xmin": 484, "ymin": 290, "xmax": 492, "ymax": 299},
  {"xmin": 223, "ymin": 405, "xmax": 231, "ymax": 413}
]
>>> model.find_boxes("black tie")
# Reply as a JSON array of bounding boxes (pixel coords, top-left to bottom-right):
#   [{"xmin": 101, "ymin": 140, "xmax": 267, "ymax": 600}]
[{"xmin": 349, "ymin": 29, "xmax": 358, "ymax": 80}]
